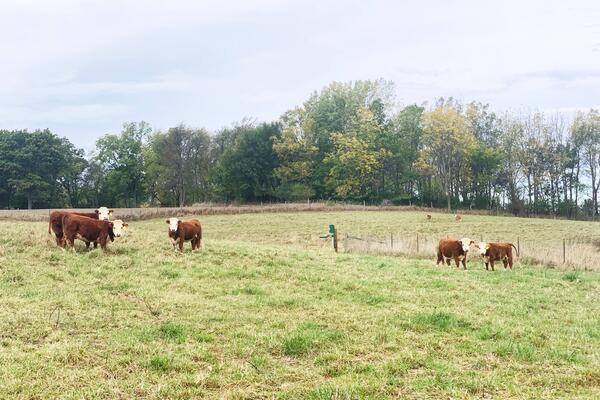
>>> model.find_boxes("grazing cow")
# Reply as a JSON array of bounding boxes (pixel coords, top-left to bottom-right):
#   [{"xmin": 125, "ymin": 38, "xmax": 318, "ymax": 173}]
[
  {"xmin": 426, "ymin": 214, "xmax": 432, "ymax": 220},
  {"xmin": 454, "ymin": 214, "xmax": 462, "ymax": 222},
  {"xmin": 477, "ymin": 242, "xmax": 518, "ymax": 270},
  {"xmin": 48, "ymin": 207, "xmax": 113, "ymax": 247},
  {"xmin": 166, "ymin": 218, "xmax": 202, "ymax": 252},
  {"xmin": 436, "ymin": 238, "xmax": 474, "ymax": 269},
  {"xmin": 62, "ymin": 214, "xmax": 116, "ymax": 251}
]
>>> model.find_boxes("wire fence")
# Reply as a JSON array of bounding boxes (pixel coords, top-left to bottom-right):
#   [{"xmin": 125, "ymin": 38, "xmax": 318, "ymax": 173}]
[{"xmin": 344, "ymin": 232, "xmax": 600, "ymax": 272}]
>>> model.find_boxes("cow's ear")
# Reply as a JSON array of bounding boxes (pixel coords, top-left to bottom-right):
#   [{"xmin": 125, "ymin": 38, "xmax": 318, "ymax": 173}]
[
  {"xmin": 470, "ymin": 240, "xmax": 475, "ymax": 245},
  {"xmin": 458, "ymin": 240, "xmax": 463, "ymax": 245},
  {"xmin": 95, "ymin": 209, "xmax": 99, "ymax": 214},
  {"xmin": 486, "ymin": 243, "xmax": 490, "ymax": 249},
  {"xmin": 123, "ymin": 223, "xmax": 129, "ymax": 228},
  {"xmin": 166, "ymin": 220, "xmax": 170, "ymax": 224},
  {"xmin": 177, "ymin": 220, "xmax": 182, "ymax": 225},
  {"xmin": 109, "ymin": 209, "xmax": 114, "ymax": 214}
]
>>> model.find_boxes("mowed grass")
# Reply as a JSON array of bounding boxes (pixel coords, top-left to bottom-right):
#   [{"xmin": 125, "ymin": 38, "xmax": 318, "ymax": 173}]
[{"xmin": 0, "ymin": 211, "xmax": 599, "ymax": 399}]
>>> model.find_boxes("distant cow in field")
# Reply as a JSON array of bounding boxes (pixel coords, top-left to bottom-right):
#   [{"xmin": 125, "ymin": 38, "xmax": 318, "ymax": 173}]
[
  {"xmin": 437, "ymin": 238, "xmax": 474, "ymax": 269},
  {"xmin": 166, "ymin": 218, "xmax": 202, "ymax": 252},
  {"xmin": 62, "ymin": 214, "xmax": 120, "ymax": 251},
  {"xmin": 48, "ymin": 207, "xmax": 113, "ymax": 247},
  {"xmin": 454, "ymin": 214, "xmax": 462, "ymax": 222},
  {"xmin": 476, "ymin": 242, "xmax": 518, "ymax": 270},
  {"xmin": 426, "ymin": 214, "xmax": 432, "ymax": 220}
]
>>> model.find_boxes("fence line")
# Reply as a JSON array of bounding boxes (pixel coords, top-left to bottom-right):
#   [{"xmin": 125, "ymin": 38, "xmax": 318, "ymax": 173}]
[{"xmin": 344, "ymin": 232, "xmax": 600, "ymax": 272}]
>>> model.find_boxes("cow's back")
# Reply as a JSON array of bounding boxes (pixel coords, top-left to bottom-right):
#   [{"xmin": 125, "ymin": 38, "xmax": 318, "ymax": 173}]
[{"xmin": 438, "ymin": 239, "xmax": 461, "ymax": 257}]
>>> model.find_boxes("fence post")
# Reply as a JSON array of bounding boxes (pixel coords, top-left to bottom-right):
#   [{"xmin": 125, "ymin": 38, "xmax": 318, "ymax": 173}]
[
  {"xmin": 333, "ymin": 228, "xmax": 338, "ymax": 253},
  {"xmin": 416, "ymin": 232, "xmax": 419, "ymax": 253},
  {"xmin": 517, "ymin": 237, "xmax": 520, "ymax": 255},
  {"xmin": 562, "ymin": 238, "xmax": 566, "ymax": 264},
  {"xmin": 390, "ymin": 233, "xmax": 393, "ymax": 250}
]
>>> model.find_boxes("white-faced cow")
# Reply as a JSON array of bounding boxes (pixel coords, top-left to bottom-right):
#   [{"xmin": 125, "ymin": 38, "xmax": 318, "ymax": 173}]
[
  {"xmin": 166, "ymin": 217, "xmax": 202, "ymax": 252},
  {"xmin": 48, "ymin": 207, "xmax": 113, "ymax": 247},
  {"xmin": 476, "ymin": 242, "xmax": 518, "ymax": 271},
  {"xmin": 436, "ymin": 237, "xmax": 474, "ymax": 269},
  {"xmin": 61, "ymin": 214, "xmax": 117, "ymax": 252}
]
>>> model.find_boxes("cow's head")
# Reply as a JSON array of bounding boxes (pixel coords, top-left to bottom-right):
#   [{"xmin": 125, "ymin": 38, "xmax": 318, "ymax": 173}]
[
  {"xmin": 477, "ymin": 242, "xmax": 490, "ymax": 256},
  {"xmin": 166, "ymin": 217, "xmax": 180, "ymax": 232},
  {"xmin": 458, "ymin": 238, "xmax": 474, "ymax": 253},
  {"xmin": 112, "ymin": 219, "xmax": 128, "ymax": 238},
  {"xmin": 95, "ymin": 207, "xmax": 113, "ymax": 221}
]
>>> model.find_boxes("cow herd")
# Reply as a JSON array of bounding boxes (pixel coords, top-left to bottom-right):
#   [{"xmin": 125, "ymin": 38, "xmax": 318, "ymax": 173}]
[
  {"xmin": 48, "ymin": 207, "xmax": 202, "ymax": 252},
  {"xmin": 437, "ymin": 238, "xmax": 518, "ymax": 271},
  {"xmin": 46, "ymin": 209, "xmax": 515, "ymax": 270}
]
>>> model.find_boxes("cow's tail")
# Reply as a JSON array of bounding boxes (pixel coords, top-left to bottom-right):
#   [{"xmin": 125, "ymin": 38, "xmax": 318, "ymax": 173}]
[
  {"xmin": 510, "ymin": 243, "xmax": 519, "ymax": 256},
  {"xmin": 48, "ymin": 213, "xmax": 52, "ymax": 234}
]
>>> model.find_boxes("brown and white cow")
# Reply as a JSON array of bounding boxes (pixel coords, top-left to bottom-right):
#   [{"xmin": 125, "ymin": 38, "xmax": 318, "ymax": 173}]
[
  {"xmin": 62, "ymin": 214, "xmax": 117, "ymax": 252},
  {"xmin": 436, "ymin": 237, "xmax": 474, "ymax": 269},
  {"xmin": 48, "ymin": 207, "xmax": 113, "ymax": 247},
  {"xmin": 166, "ymin": 217, "xmax": 202, "ymax": 252},
  {"xmin": 476, "ymin": 242, "xmax": 518, "ymax": 270},
  {"xmin": 454, "ymin": 214, "xmax": 462, "ymax": 222}
]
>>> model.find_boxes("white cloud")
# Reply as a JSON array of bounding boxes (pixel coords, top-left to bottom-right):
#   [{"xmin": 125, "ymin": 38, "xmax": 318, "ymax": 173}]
[{"xmin": 1, "ymin": 0, "xmax": 599, "ymax": 148}]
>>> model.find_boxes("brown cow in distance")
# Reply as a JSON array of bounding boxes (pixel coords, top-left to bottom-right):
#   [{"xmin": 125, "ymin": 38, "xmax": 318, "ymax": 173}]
[
  {"xmin": 454, "ymin": 214, "xmax": 462, "ymax": 222},
  {"xmin": 166, "ymin": 218, "xmax": 202, "ymax": 252},
  {"xmin": 437, "ymin": 238, "xmax": 474, "ymax": 269},
  {"xmin": 426, "ymin": 214, "xmax": 432, "ymax": 220},
  {"xmin": 62, "ymin": 214, "xmax": 118, "ymax": 252},
  {"xmin": 48, "ymin": 207, "xmax": 113, "ymax": 247},
  {"xmin": 476, "ymin": 242, "xmax": 518, "ymax": 270}
]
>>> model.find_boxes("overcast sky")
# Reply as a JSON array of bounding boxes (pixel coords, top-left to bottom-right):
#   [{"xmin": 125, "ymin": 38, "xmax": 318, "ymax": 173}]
[{"xmin": 1, "ymin": 0, "xmax": 599, "ymax": 150}]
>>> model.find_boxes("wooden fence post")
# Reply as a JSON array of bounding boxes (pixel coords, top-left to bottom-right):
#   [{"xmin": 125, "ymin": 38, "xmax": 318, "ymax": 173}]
[
  {"xmin": 390, "ymin": 233, "xmax": 394, "ymax": 250},
  {"xmin": 333, "ymin": 228, "xmax": 338, "ymax": 253},
  {"xmin": 562, "ymin": 238, "xmax": 566, "ymax": 264},
  {"xmin": 416, "ymin": 232, "xmax": 419, "ymax": 253},
  {"xmin": 517, "ymin": 237, "xmax": 520, "ymax": 255}
]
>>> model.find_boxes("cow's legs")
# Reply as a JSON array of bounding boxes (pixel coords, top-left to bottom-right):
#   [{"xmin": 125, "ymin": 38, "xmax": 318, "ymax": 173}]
[
  {"xmin": 179, "ymin": 238, "xmax": 184, "ymax": 252},
  {"xmin": 454, "ymin": 257, "xmax": 460, "ymax": 268},
  {"xmin": 490, "ymin": 260, "xmax": 495, "ymax": 271},
  {"xmin": 485, "ymin": 262, "xmax": 489, "ymax": 271},
  {"xmin": 462, "ymin": 258, "xmax": 467, "ymax": 270},
  {"xmin": 507, "ymin": 256, "xmax": 513, "ymax": 270},
  {"xmin": 502, "ymin": 259, "xmax": 508, "ymax": 269}
]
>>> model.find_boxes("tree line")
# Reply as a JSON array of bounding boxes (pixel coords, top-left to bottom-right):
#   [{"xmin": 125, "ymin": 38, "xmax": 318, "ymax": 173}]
[{"xmin": 2, "ymin": 80, "xmax": 600, "ymax": 218}]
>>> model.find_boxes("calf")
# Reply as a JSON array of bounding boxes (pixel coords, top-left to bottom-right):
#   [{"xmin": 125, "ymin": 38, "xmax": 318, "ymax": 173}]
[
  {"xmin": 476, "ymin": 242, "xmax": 518, "ymax": 270},
  {"xmin": 166, "ymin": 218, "xmax": 202, "ymax": 252},
  {"xmin": 62, "ymin": 214, "xmax": 115, "ymax": 251},
  {"xmin": 436, "ymin": 238, "xmax": 474, "ymax": 269},
  {"xmin": 48, "ymin": 207, "xmax": 113, "ymax": 247}
]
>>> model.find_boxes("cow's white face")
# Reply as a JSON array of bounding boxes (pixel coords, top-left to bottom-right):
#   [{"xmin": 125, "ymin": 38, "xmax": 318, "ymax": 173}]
[
  {"xmin": 477, "ymin": 242, "xmax": 489, "ymax": 256},
  {"xmin": 166, "ymin": 217, "xmax": 180, "ymax": 232},
  {"xmin": 459, "ymin": 237, "xmax": 473, "ymax": 253},
  {"xmin": 112, "ymin": 219, "xmax": 128, "ymax": 237},
  {"xmin": 96, "ymin": 207, "xmax": 113, "ymax": 221}
]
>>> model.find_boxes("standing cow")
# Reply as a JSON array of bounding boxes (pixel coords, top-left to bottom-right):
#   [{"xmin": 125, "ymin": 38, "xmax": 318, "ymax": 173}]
[
  {"xmin": 48, "ymin": 207, "xmax": 113, "ymax": 247},
  {"xmin": 476, "ymin": 242, "xmax": 518, "ymax": 270},
  {"xmin": 61, "ymin": 214, "xmax": 122, "ymax": 252},
  {"xmin": 436, "ymin": 238, "xmax": 474, "ymax": 269},
  {"xmin": 166, "ymin": 218, "xmax": 202, "ymax": 252}
]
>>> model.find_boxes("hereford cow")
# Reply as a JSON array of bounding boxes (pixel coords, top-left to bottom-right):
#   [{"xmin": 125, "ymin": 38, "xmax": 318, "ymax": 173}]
[
  {"xmin": 62, "ymin": 214, "xmax": 117, "ymax": 251},
  {"xmin": 476, "ymin": 242, "xmax": 518, "ymax": 270},
  {"xmin": 48, "ymin": 207, "xmax": 113, "ymax": 247},
  {"xmin": 436, "ymin": 238, "xmax": 474, "ymax": 269},
  {"xmin": 166, "ymin": 218, "xmax": 202, "ymax": 252}
]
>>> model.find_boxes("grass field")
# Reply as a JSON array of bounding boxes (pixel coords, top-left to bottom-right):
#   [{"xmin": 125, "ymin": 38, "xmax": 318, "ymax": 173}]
[{"xmin": 1, "ymin": 211, "xmax": 600, "ymax": 399}]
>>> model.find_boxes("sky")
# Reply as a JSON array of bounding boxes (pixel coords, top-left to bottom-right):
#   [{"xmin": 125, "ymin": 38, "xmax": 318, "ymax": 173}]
[{"xmin": 1, "ymin": 0, "xmax": 599, "ymax": 150}]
